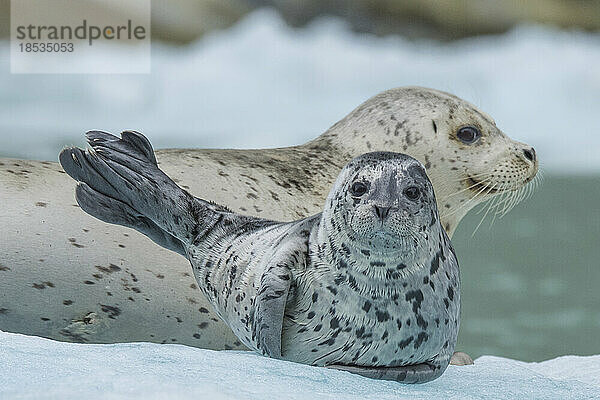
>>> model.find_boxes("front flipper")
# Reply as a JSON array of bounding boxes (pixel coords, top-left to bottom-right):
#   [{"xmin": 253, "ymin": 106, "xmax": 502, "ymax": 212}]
[
  {"xmin": 328, "ymin": 359, "xmax": 448, "ymax": 384},
  {"xmin": 252, "ymin": 263, "xmax": 292, "ymax": 358}
]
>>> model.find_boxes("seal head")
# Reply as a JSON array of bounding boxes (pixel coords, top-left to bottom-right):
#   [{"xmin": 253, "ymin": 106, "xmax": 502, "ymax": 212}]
[
  {"xmin": 318, "ymin": 87, "xmax": 539, "ymax": 234},
  {"xmin": 326, "ymin": 152, "xmax": 436, "ymax": 256}
]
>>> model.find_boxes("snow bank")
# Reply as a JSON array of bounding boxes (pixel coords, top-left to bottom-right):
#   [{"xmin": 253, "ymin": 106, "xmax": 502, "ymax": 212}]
[
  {"xmin": 1, "ymin": 331, "xmax": 598, "ymax": 400},
  {"xmin": 1, "ymin": 9, "xmax": 599, "ymax": 172}
]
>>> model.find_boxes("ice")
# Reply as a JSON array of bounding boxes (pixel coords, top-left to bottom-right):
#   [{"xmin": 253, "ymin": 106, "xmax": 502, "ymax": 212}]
[
  {"xmin": 0, "ymin": 9, "xmax": 599, "ymax": 172},
  {"xmin": 1, "ymin": 330, "xmax": 598, "ymax": 400}
]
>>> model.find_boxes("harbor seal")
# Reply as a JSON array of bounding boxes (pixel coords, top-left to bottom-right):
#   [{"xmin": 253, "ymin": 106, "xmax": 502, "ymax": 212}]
[
  {"xmin": 0, "ymin": 87, "xmax": 537, "ymax": 360},
  {"xmin": 59, "ymin": 130, "xmax": 460, "ymax": 383}
]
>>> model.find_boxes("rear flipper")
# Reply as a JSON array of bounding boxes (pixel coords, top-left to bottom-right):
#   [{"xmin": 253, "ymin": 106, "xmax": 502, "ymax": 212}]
[
  {"xmin": 59, "ymin": 130, "xmax": 219, "ymax": 252},
  {"xmin": 328, "ymin": 358, "xmax": 449, "ymax": 384},
  {"xmin": 75, "ymin": 183, "xmax": 186, "ymax": 256}
]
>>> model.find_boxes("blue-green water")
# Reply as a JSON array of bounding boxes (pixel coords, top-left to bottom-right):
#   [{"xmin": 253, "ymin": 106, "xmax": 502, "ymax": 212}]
[{"xmin": 453, "ymin": 175, "xmax": 600, "ymax": 362}]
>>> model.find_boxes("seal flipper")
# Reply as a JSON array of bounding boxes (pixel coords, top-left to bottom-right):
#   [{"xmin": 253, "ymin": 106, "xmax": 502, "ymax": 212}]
[
  {"xmin": 75, "ymin": 183, "xmax": 186, "ymax": 256},
  {"xmin": 86, "ymin": 130, "xmax": 157, "ymax": 166},
  {"xmin": 252, "ymin": 263, "xmax": 292, "ymax": 358},
  {"xmin": 328, "ymin": 358, "xmax": 449, "ymax": 384},
  {"xmin": 59, "ymin": 130, "xmax": 226, "ymax": 252}
]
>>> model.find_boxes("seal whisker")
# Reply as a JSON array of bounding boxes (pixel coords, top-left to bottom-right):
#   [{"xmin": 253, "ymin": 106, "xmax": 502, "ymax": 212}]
[
  {"xmin": 503, "ymin": 181, "xmax": 527, "ymax": 216},
  {"xmin": 485, "ymin": 183, "xmax": 509, "ymax": 227},
  {"xmin": 471, "ymin": 183, "xmax": 501, "ymax": 236},
  {"xmin": 441, "ymin": 180, "xmax": 491, "ymax": 219},
  {"xmin": 495, "ymin": 181, "xmax": 524, "ymax": 217},
  {"xmin": 444, "ymin": 175, "xmax": 494, "ymax": 199},
  {"xmin": 445, "ymin": 171, "xmax": 496, "ymax": 184}
]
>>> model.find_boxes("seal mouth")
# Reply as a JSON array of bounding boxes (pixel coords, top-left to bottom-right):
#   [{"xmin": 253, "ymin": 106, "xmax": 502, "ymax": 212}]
[{"xmin": 369, "ymin": 230, "xmax": 400, "ymax": 241}]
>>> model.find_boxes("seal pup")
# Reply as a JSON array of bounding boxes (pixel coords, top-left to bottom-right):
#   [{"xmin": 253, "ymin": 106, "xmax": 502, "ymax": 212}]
[
  {"xmin": 59, "ymin": 131, "xmax": 460, "ymax": 383},
  {"xmin": 0, "ymin": 87, "xmax": 536, "ymax": 359}
]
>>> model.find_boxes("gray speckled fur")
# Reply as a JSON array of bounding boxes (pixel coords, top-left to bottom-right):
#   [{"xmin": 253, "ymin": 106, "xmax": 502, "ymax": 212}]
[{"xmin": 59, "ymin": 131, "xmax": 459, "ymax": 383}]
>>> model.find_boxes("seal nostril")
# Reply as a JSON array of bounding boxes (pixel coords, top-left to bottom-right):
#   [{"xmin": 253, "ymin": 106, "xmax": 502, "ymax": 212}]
[
  {"xmin": 523, "ymin": 148, "xmax": 536, "ymax": 162},
  {"xmin": 374, "ymin": 205, "xmax": 391, "ymax": 220}
]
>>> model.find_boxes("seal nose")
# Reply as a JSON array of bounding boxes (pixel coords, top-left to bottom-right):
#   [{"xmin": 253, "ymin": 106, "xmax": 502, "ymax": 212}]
[
  {"xmin": 374, "ymin": 205, "xmax": 392, "ymax": 220},
  {"xmin": 523, "ymin": 147, "xmax": 536, "ymax": 163}
]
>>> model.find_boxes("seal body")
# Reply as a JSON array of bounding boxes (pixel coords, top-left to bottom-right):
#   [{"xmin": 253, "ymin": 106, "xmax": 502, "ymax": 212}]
[
  {"xmin": 59, "ymin": 131, "xmax": 460, "ymax": 383},
  {"xmin": 0, "ymin": 87, "xmax": 534, "ymax": 354}
]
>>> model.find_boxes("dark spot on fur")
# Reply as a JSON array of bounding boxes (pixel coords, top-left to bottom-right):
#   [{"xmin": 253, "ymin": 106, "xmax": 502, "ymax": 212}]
[
  {"xmin": 430, "ymin": 250, "xmax": 445, "ymax": 275},
  {"xmin": 405, "ymin": 290, "xmax": 424, "ymax": 312},
  {"xmin": 376, "ymin": 310, "xmax": 390, "ymax": 322},
  {"xmin": 398, "ymin": 336, "xmax": 413, "ymax": 349},
  {"xmin": 362, "ymin": 301, "xmax": 371, "ymax": 313},
  {"xmin": 330, "ymin": 317, "xmax": 340, "ymax": 329},
  {"xmin": 100, "ymin": 305, "xmax": 121, "ymax": 319},
  {"xmin": 416, "ymin": 314, "xmax": 428, "ymax": 329},
  {"xmin": 32, "ymin": 282, "xmax": 54, "ymax": 289},
  {"xmin": 414, "ymin": 332, "xmax": 429, "ymax": 349}
]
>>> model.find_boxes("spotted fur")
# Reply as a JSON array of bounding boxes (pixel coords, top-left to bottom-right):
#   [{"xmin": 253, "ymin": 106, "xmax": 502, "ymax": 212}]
[{"xmin": 59, "ymin": 131, "xmax": 459, "ymax": 384}]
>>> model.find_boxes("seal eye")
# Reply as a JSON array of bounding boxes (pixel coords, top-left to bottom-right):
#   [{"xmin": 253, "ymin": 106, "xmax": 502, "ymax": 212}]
[
  {"xmin": 350, "ymin": 182, "xmax": 368, "ymax": 197},
  {"xmin": 404, "ymin": 186, "xmax": 420, "ymax": 201},
  {"xmin": 456, "ymin": 126, "xmax": 481, "ymax": 144}
]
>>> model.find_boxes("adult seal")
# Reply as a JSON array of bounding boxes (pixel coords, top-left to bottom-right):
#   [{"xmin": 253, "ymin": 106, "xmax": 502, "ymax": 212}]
[
  {"xmin": 0, "ymin": 87, "xmax": 537, "ymax": 361},
  {"xmin": 59, "ymin": 131, "xmax": 460, "ymax": 384}
]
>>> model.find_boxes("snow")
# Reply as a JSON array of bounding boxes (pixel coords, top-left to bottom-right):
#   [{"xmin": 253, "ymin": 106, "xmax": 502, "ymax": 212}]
[
  {"xmin": 1, "ymin": 331, "xmax": 598, "ymax": 400},
  {"xmin": 1, "ymin": 9, "xmax": 599, "ymax": 172}
]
